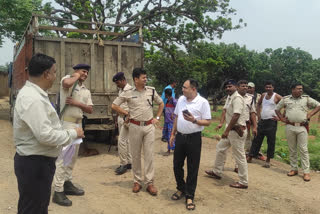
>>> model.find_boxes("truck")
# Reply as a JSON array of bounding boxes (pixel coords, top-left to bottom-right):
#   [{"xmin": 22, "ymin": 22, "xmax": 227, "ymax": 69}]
[{"xmin": 9, "ymin": 14, "xmax": 143, "ymax": 135}]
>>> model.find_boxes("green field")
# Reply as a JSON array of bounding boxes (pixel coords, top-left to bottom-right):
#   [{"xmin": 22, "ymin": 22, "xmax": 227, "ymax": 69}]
[{"xmin": 202, "ymin": 107, "xmax": 320, "ymax": 171}]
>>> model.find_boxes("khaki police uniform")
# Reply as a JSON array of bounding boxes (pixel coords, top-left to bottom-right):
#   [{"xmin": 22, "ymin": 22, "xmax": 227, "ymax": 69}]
[
  {"xmin": 276, "ymin": 95, "xmax": 320, "ymax": 173},
  {"xmin": 213, "ymin": 91, "xmax": 249, "ymax": 185},
  {"xmin": 113, "ymin": 86, "xmax": 163, "ymax": 185},
  {"xmin": 53, "ymin": 75, "xmax": 93, "ymax": 192},
  {"xmin": 117, "ymin": 83, "xmax": 132, "ymax": 166},
  {"xmin": 234, "ymin": 93, "xmax": 256, "ymax": 169}
]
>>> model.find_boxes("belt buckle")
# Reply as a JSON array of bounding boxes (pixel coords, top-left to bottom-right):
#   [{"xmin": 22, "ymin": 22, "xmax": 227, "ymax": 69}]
[
  {"xmin": 140, "ymin": 121, "xmax": 145, "ymax": 126},
  {"xmin": 294, "ymin": 122, "xmax": 300, "ymax": 126}
]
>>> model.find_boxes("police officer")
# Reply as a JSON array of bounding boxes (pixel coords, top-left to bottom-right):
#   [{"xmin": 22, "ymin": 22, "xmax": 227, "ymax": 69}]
[
  {"xmin": 205, "ymin": 79, "xmax": 249, "ymax": 189},
  {"xmin": 275, "ymin": 83, "xmax": 320, "ymax": 182},
  {"xmin": 53, "ymin": 64, "xmax": 94, "ymax": 206},
  {"xmin": 112, "ymin": 68, "xmax": 164, "ymax": 196},
  {"xmin": 234, "ymin": 80, "xmax": 257, "ymax": 173},
  {"xmin": 112, "ymin": 72, "xmax": 132, "ymax": 175}
]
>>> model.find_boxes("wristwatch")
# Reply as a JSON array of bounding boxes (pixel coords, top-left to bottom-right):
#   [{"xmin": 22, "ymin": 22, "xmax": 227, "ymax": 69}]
[
  {"xmin": 156, "ymin": 116, "xmax": 160, "ymax": 120},
  {"xmin": 192, "ymin": 119, "xmax": 197, "ymax": 124}
]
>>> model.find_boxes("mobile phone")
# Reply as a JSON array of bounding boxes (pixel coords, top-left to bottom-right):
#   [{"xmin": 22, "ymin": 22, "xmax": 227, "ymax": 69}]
[{"xmin": 182, "ymin": 109, "xmax": 191, "ymax": 116}]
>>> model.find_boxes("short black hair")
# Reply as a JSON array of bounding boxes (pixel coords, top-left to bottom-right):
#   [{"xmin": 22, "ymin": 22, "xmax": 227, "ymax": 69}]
[
  {"xmin": 187, "ymin": 79, "xmax": 198, "ymax": 89},
  {"xmin": 165, "ymin": 88, "xmax": 172, "ymax": 96},
  {"xmin": 291, "ymin": 83, "xmax": 303, "ymax": 89},
  {"xmin": 238, "ymin": 80, "xmax": 248, "ymax": 85},
  {"xmin": 132, "ymin": 68, "xmax": 146, "ymax": 80},
  {"xmin": 264, "ymin": 80, "xmax": 275, "ymax": 87},
  {"xmin": 28, "ymin": 53, "xmax": 56, "ymax": 77}
]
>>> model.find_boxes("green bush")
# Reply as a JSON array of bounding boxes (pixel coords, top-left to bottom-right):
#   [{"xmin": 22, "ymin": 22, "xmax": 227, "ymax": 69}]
[{"xmin": 309, "ymin": 129, "xmax": 317, "ymax": 136}]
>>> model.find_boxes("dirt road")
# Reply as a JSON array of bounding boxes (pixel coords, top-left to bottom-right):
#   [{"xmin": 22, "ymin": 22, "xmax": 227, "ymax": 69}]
[{"xmin": 0, "ymin": 97, "xmax": 319, "ymax": 214}]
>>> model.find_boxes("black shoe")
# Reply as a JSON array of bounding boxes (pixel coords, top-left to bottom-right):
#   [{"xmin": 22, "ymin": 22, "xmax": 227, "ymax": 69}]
[
  {"xmin": 126, "ymin": 164, "xmax": 132, "ymax": 169},
  {"xmin": 115, "ymin": 165, "xmax": 127, "ymax": 175},
  {"xmin": 64, "ymin": 181, "xmax": 85, "ymax": 196},
  {"xmin": 114, "ymin": 165, "xmax": 122, "ymax": 173},
  {"xmin": 52, "ymin": 191, "xmax": 72, "ymax": 206}
]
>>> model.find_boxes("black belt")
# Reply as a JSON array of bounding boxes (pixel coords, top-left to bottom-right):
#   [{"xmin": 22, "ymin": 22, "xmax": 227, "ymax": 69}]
[{"xmin": 177, "ymin": 131, "xmax": 201, "ymax": 137}]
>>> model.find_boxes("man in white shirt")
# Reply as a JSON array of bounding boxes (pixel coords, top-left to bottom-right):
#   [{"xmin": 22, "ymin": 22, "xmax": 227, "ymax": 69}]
[
  {"xmin": 13, "ymin": 53, "xmax": 84, "ymax": 214},
  {"xmin": 169, "ymin": 79, "xmax": 211, "ymax": 211},
  {"xmin": 247, "ymin": 80, "xmax": 282, "ymax": 168}
]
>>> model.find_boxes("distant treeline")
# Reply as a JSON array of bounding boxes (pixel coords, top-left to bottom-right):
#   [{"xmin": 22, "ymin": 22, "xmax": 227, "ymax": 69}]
[{"xmin": 146, "ymin": 42, "xmax": 320, "ymax": 102}]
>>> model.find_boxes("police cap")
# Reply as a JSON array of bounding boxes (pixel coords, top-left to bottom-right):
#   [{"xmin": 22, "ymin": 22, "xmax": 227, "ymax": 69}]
[
  {"xmin": 224, "ymin": 79, "xmax": 237, "ymax": 87},
  {"xmin": 73, "ymin": 64, "xmax": 91, "ymax": 71},
  {"xmin": 112, "ymin": 72, "xmax": 125, "ymax": 82}
]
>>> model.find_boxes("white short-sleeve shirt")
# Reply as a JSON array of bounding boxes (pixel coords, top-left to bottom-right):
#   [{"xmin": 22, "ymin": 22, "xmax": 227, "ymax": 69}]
[{"xmin": 174, "ymin": 95, "xmax": 211, "ymax": 134}]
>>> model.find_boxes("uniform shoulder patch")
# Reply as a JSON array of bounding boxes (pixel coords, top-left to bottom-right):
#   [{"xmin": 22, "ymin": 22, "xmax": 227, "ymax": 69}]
[
  {"xmin": 124, "ymin": 85, "xmax": 133, "ymax": 91},
  {"xmin": 145, "ymin": 86, "xmax": 155, "ymax": 90}
]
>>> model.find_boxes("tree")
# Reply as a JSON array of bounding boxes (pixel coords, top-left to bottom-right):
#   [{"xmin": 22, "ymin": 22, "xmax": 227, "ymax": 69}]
[
  {"xmin": 0, "ymin": 0, "xmax": 42, "ymax": 46},
  {"xmin": 42, "ymin": 0, "xmax": 244, "ymax": 57}
]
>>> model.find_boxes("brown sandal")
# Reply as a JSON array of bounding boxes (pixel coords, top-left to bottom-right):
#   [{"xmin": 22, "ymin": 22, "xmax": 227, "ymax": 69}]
[
  {"xmin": 287, "ymin": 170, "xmax": 298, "ymax": 176},
  {"xmin": 229, "ymin": 182, "xmax": 248, "ymax": 189}
]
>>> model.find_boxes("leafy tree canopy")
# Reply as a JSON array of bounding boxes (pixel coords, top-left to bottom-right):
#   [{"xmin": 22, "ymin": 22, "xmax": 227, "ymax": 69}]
[
  {"xmin": 0, "ymin": 0, "xmax": 42, "ymax": 46},
  {"xmin": 0, "ymin": 0, "xmax": 244, "ymax": 54}
]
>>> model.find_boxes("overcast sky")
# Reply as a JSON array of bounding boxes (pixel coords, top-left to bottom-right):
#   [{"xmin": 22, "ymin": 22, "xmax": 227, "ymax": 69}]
[{"xmin": 1, "ymin": 0, "xmax": 320, "ymax": 65}]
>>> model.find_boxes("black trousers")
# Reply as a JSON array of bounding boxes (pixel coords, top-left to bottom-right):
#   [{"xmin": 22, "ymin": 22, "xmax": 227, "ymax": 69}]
[
  {"xmin": 249, "ymin": 119, "xmax": 277, "ymax": 158},
  {"xmin": 14, "ymin": 153, "xmax": 56, "ymax": 214},
  {"xmin": 173, "ymin": 132, "xmax": 202, "ymax": 200}
]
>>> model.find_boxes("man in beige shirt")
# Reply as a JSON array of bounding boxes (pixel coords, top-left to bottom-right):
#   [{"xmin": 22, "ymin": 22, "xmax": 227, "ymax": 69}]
[
  {"xmin": 275, "ymin": 83, "xmax": 320, "ymax": 182},
  {"xmin": 112, "ymin": 68, "xmax": 164, "ymax": 196},
  {"xmin": 13, "ymin": 53, "xmax": 84, "ymax": 214},
  {"xmin": 53, "ymin": 64, "xmax": 93, "ymax": 206},
  {"xmin": 205, "ymin": 79, "xmax": 249, "ymax": 189},
  {"xmin": 112, "ymin": 72, "xmax": 132, "ymax": 175}
]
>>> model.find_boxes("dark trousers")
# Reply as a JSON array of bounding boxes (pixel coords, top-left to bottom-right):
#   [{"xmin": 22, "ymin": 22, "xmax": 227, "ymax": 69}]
[
  {"xmin": 14, "ymin": 153, "xmax": 56, "ymax": 214},
  {"xmin": 249, "ymin": 119, "xmax": 277, "ymax": 158},
  {"xmin": 173, "ymin": 132, "xmax": 202, "ymax": 200}
]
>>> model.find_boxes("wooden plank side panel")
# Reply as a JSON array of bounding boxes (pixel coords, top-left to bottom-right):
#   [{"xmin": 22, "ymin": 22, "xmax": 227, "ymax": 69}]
[
  {"xmin": 134, "ymin": 46, "xmax": 143, "ymax": 69},
  {"xmin": 34, "ymin": 40, "xmax": 61, "ymax": 93},
  {"xmin": 64, "ymin": 43, "xmax": 77, "ymax": 76},
  {"xmin": 103, "ymin": 45, "xmax": 118, "ymax": 92},
  {"xmin": 79, "ymin": 43, "xmax": 92, "ymax": 89},
  {"xmin": 94, "ymin": 44, "xmax": 104, "ymax": 92},
  {"xmin": 90, "ymin": 44, "xmax": 96, "ymax": 92},
  {"xmin": 121, "ymin": 46, "xmax": 142, "ymax": 85}
]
